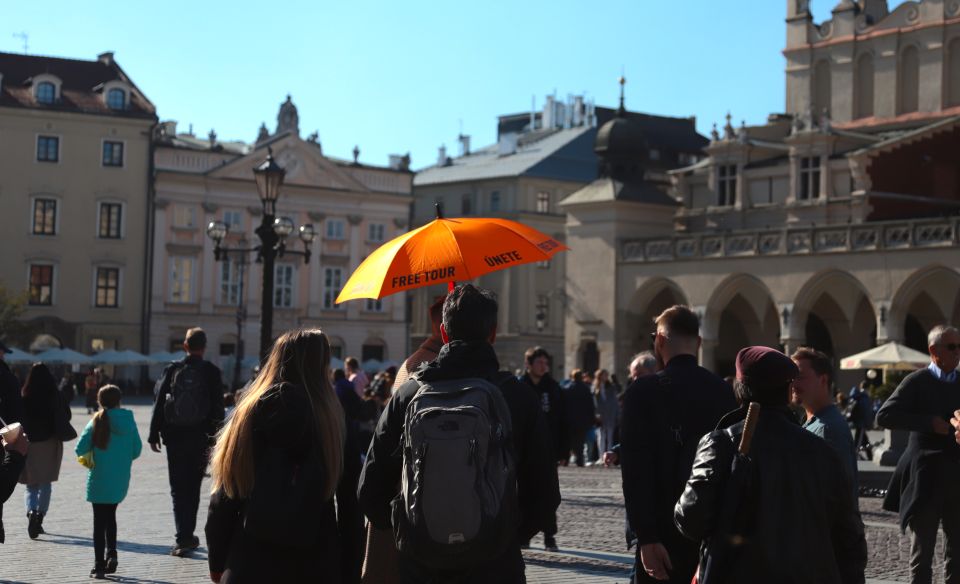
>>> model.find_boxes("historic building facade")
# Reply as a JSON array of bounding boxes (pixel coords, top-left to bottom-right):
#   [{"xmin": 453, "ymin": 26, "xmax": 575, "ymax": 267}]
[
  {"xmin": 150, "ymin": 97, "xmax": 412, "ymax": 383},
  {"xmin": 411, "ymin": 91, "xmax": 706, "ymax": 374},
  {"xmin": 0, "ymin": 51, "xmax": 157, "ymax": 353},
  {"xmin": 563, "ymin": 0, "xmax": 960, "ymax": 393}
]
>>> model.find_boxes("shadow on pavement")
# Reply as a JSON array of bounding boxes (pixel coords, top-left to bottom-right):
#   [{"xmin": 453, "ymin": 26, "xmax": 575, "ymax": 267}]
[{"xmin": 42, "ymin": 532, "xmax": 208, "ymax": 560}]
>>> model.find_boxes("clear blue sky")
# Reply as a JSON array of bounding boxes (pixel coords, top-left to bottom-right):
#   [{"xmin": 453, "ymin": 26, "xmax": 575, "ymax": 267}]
[{"xmin": 2, "ymin": 1, "xmax": 906, "ymax": 170}]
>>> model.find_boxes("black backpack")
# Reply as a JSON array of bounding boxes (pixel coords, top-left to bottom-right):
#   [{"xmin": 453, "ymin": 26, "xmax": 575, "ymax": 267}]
[
  {"xmin": 163, "ymin": 361, "xmax": 210, "ymax": 427},
  {"xmin": 390, "ymin": 374, "xmax": 518, "ymax": 570}
]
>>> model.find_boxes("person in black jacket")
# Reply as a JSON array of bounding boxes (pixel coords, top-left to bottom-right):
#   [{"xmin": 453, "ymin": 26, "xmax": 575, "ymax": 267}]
[
  {"xmin": 149, "ymin": 328, "xmax": 225, "ymax": 557},
  {"xmin": 619, "ymin": 305, "xmax": 737, "ymax": 584},
  {"xmin": 1, "ymin": 425, "xmax": 29, "ymax": 544},
  {"xmin": 674, "ymin": 346, "xmax": 867, "ymax": 584},
  {"xmin": 358, "ymin": 284, "xmax": 560, "ymax": 584},
  {"xmin": 205, "ymin": 328, "xmax": 361, "ymax": 584},
  {"xmin": 877, "ymin": 325, "xmax": 960, "ymax": 584},
  {"xmin": 0, "ymin": 343, "xmax": 22, "ymax": 427},
  {"xmin": 561, "ymin": 369, "xmax": 595, "ymax": 467}
]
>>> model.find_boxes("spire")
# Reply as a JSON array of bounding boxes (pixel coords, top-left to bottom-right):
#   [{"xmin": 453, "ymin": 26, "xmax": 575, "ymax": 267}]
[
  {"xmin": 276, "ymin": 94, "xmax": 300, "ymax": 137},
  {"xmin": 617, "ymin": 74, "xmax": 627, "ymax": 117}
]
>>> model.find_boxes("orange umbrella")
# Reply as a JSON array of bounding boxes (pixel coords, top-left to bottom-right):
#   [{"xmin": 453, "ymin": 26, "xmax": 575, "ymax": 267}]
[{"xmin": 336, "ymin": 209, "xmax": 568, "ymax": 303}]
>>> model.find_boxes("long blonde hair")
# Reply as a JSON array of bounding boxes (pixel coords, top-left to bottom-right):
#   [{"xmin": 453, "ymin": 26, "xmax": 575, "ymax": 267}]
[{"xmin": 210, "ymin": 329, "xmax": 345, "ymax": 501}]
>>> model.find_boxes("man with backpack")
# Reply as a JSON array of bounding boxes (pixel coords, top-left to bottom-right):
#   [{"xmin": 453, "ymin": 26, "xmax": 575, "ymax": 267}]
[
  {"xmin": 358, "ymin": 284, "xmax": 560, "ymax": 584},
  {"xmin": 149, "ymin": 328, "xmax": 225, "ymax": 557}
]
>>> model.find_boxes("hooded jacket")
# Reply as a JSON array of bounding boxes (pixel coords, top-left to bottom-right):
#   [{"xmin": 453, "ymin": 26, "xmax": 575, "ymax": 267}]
[{"xmin": 75, "ymin": 408, "xmax": 143, "ymax": 504}]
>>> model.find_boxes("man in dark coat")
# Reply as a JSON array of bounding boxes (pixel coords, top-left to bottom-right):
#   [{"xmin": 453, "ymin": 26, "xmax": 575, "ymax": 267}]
[
  {"xmin": 0, "ymin": 342, "xmax": 22, "ymax": 427},
  {"xmin": 561, "ymin": 369, "xmax": 595, "ymax": 467},
  {"xmin": 520, "ymin": 345, "xmax": 566, "ymax": 551},
  {"xmin": 149, "ymin": 328, "xmax": 225, "ymax": 557},
  {"xmin": 0, "ymin": 425, "xmax": 28, "ymax": 544},
  {"xmin": 674, "ymin": 346, "xmax": 867, "ymax": 584},
  {"xmin": 877, "ymin": 325, "xmax": 960, "ymax": 584},
  {"xmin": 358, "ymin": 284, "xmax": 560, "ymax": 584},
  {"xmin": 619, "ymin": 305, "xmax": 737, "ymax": 583}
]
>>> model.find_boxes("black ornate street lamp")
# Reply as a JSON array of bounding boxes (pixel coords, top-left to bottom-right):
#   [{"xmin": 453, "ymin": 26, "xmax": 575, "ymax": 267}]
[{"xmin": 206, "ymin": 148, "xmax": 317, "ymax": 366}]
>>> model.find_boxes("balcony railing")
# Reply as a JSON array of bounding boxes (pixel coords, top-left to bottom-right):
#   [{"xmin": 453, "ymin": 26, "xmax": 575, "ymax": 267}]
[{"xmin": 621, "ymin": 217, "xmax": 959, "ymax": 263}]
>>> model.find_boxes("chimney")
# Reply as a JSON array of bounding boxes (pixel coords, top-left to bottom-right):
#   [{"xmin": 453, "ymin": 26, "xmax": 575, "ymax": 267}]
[
  {"xmin": 437, "ymin": 145, "xmax": 447, "ymax": 166},
  {"xmin": 573, "ymin": 96, "xmax": 584, "ymax": 126},
  {"xmin": 543, "ymin": 95, "xmax": 555, "ymax": 130},
  {"xmin": 530, "ymin": 96, "xmax": 536, "ymax": 131},
  {"xmin": 458, "ymin": 134, "xmax": 471, "ymax": 156},
  {"xmin": 97, "ymin": 51, "xmax": 115, "ymax": 66},
  {"xmin": 498, "ymin": 132, "xmax": 518, "ymax": 156},
  {"xmin": 160, "ymin": 120, "xmax": 177, "ymax": 137},
  {"xmin": 389, "ymin": 154, "xmax": 403, "ymax": 170}
]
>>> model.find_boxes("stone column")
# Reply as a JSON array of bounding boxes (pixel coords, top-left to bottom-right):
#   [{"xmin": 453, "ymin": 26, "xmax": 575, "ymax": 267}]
[
  {"xmin": 699, "ymin": 338, "xmax": 718, "ymax": 374},
  {"xmin": 873, "ymin": 304, "xmax": 908, "ymax": 467}
]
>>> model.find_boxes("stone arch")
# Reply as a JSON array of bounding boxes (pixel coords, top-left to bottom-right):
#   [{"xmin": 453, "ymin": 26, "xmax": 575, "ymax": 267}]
[
  {"xmin": 813, "ymin": 58, "xmax": 832, "ymax": 116},
  {"xmin": 888, "ymin": 265, "xmax": 960, "ymax": 351},
  {"xmin": 899, "ymin": 44, "xmax": 920, "ymax": 114},
  {"xmin": 704, "ymin": 274, "xmax": 781, "ymax": 377},
  {"xmin": 856, "ymin": 52, "xmax": 875, "ymax": 119},
  {"xmin": 620, "ymin": 277, "xmax": 689, "ymax": 363}
]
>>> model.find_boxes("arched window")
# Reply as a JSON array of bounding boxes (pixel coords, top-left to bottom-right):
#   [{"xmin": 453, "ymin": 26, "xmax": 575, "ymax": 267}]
[
  {"xmin": 35, "ymin": 82, "xmax": 55, "ymax": 104},
  {"xmin": 856, "ymin": 53, "xmax": 875, "ymax": 118},
  {"xmin": 813, "ymin": 59, "xmax": 832, "ymax": 116},
  {"xmin": 948, "ymin": 38, "xmax": 960, "ymax": 107},
  {"xmin": 899, "ymin": 46, "xmax": 920, "ymax": 114},
  {"xmin": 106, "ymin": 88, "xmax": 126, "ymax": 110}
]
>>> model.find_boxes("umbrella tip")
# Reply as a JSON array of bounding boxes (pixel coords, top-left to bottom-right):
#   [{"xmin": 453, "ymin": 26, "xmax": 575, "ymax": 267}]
[{"xmin": 435, "ymin": 203, "xmax": 443, "ymax": 220}]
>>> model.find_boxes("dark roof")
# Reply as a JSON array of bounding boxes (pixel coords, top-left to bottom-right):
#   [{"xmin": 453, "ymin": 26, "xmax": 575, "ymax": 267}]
[{"xmin": 0, "ymin": 52, "xmax": 155, "ymax": 118}]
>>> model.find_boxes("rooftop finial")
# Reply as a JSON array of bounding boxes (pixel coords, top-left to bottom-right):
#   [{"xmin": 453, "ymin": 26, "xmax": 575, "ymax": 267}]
[{"xmin": 617, "ymin": 73, "xmax": 627, "ymax": 116}]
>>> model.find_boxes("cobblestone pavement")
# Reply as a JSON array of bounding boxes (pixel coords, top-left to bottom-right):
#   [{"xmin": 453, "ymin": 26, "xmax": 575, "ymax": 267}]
[{"xmin": 0, "ymin": 400, "xmax": 947, "ymax": 583}]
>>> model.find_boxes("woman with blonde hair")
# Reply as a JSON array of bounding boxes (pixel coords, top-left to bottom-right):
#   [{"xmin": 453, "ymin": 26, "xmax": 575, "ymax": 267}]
[{"xmin": 205, "ymin": 329, "xmax": 362, "ymax": 584}]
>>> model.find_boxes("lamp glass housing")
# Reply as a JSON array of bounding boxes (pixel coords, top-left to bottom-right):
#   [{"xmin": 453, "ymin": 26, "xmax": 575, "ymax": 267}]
[
  {"xmin": 298, "ymin": 223, "xmax": 317, "ymax": 244},
  {"xmin": 273, "ymin": 216, "xmax": 295, "ymax": 239},
  {"xmin": 206, "ymin": 220, "xmax": 228, "ymax": 241}
]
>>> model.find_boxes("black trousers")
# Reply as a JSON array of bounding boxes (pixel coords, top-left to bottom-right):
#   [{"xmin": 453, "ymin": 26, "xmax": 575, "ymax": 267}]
[
  {"xmin": 399, "ymin": 545, "xmax": 526, "ymax": 584},
  {"xmin": 164, "ymin": 431, "xmax": 208, "ymax": 543},
  {"xmin": 909, "ymin": 459, "xmax": 960, "ymax": 584},
  {"xmin": 92, "ymin": 503, "xmax": 118, "ymax": 561}
]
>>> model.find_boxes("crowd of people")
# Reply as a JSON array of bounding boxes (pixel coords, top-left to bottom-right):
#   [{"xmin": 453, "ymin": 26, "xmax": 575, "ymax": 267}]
[{"xmin": 0, "ymin": 284, "xmax": 959, "ymax": 584}]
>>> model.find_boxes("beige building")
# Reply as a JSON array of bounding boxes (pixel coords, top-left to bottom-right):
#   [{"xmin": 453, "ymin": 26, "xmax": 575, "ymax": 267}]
[
  {"xmin": 563, "ymin": 0, "xmax": 960, "ymax": 395},
  {"xmin": 411, "ymin": 93, "xmax": 705, "ymax": 374},
  {"xmin": 150, "ymin": 97, "xmax": 413, "ymax": 384},
  {"xmin": 0, "ymin": 51, "xmax": 156, "ymax": 353}
]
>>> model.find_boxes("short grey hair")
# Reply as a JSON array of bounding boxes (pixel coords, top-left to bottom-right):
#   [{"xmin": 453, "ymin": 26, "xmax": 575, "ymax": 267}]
[
  {"xmin": 630, "ymin": 351, "xmax": 656, "ymax": 372},
  {"xmin": 929, "ymin": 325, "xmax": 960, "ymax": 348}
]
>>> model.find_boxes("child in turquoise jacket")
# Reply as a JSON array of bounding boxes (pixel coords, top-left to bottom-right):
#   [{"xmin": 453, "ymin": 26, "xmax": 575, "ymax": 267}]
[{"xmin": 75, "ymin": 385, "xmax": 142, "ymax": 579}]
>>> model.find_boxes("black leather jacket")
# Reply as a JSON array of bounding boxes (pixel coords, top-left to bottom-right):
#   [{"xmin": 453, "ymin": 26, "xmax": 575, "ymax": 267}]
[{"xmin": 674, "ymin": 407, "xmax": 866, "ymax": 584}]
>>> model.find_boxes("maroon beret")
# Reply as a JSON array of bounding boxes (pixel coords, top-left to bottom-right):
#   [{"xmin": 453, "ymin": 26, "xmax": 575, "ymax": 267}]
[{"xmin": 735, "ymin": 346, "xmax": 799, "ymax": 386}]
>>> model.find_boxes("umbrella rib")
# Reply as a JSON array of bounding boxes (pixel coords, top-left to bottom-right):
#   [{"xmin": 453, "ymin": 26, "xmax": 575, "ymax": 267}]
[{"xmin": 439, "ymin": 219, "xmax": 472, "ymax": 281}]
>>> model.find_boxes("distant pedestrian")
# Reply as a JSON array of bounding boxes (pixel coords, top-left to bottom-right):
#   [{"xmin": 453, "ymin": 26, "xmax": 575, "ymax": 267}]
[
  {"xmin": 849, "ymin": 381, "xmax": 874, "ymax": 459},
  {"xmin": 206, "ymin": 329, "xmax": 362, "ymax": 584},
  {"xmin": 593, "ymin": 369, "xmax": 619, "ymax": 456},
  {"xmin": 877, "ymin": 325, "xmax": 960, "ymax": 584},
  {"xmin": 520, "ymin": 345, "xmax": 566, "ymax": 551},
  {"xmin": 148, "ymin": 327, "xmax": 225, "ymax": 557},
  {"xmin": 85, "ymin": 369, "xmax": 102, "ymax": 414},
  {"xmin": 561, "ymin": 369, "xmax": 595, "ymax": 467},
  {"xmin": 791, "ymin": 347, "xmax": 859, "ymax": 502},
  {"xmin": 346, "ymin": 357, "xmax": 369, "ymax": 399},
  {"xmin": 358, "ymin": 284, "xmax": 560, "ymax": 583},
  {"xmin": 19, "ymin": 362, "xmax": 68, "ymax": 539},
  {"xmin": 674, "ymin": 346, "xmax": 867, "ymax": 583},
  {"xmin": 75, "ymin": 385, "xmax": 142, "ymax": 579},
  {"xmin": 619, "ymin": 305, "xmax": 736, "ymax": 584}
]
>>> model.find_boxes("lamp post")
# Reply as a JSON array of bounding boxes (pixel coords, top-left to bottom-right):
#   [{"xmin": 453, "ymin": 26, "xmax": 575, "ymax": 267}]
[{"xmin": 206, "ymin": 148, "xmax": 317, "ymax": 365}]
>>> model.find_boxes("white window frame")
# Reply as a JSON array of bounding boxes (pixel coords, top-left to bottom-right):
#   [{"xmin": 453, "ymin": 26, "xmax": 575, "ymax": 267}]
[
  {"xmin": 536, "ymin": 191, "xmax": 550, "ymax": 214},
  {"xmin": 222, "ymin": 210, "xmax": 244, "ymax": 232},
  {"xmin": 32, "ymin": 74, "xmax": 61, "ymax": 104},
  {"xmin": 365, "ymin": 298, "xmax": 384, "ymax": 313},
  {"xmin": 106, "ymin": 88, "xmax": 127, "ymax": 111},
  {"xmin": 35, "ymin": 81, "xmax": 56, "ymax": 105},
  {"xmin": 27, "ymin": 262, "xmax": 57, "ymax": 307},
  {"xmin": 35, "ymin": 134, "xmax": 61, "ymax": 164},
  {"xmin": 92, "ymin": 265, "xmax": 122, "ymax": 308},
  {"xmin": 30, "ymin": 196, "xmax": 59, "ymax": 236},
  {"xmin": 173, "ymin": 205, "xmax": 197, "ymax": 228},
  {"xmin": 368, "ymin": 223, "xmax": 386, "ymax": 243},
  {"xmin": 717, "ymin": 164, "xmax": 737, "ymax": 206},
  {"xmin": 799, "ymin": 156, "xmax": 822, "ymax": 200},
  {"xmin": 169, "ymin": 256, "xmax": 196, "ymax": 303},
  {"xmin": 326, "ymin": 218, "xmax": 346, "ymax": 240},
  {"xmin": 274, "ymin": 263, "xmax": 296, "ymax": 308},
  {"xmin": 96, "ymin": 200, "xmax": 125, "ymax": 239},
  {"xmin": 323, "ymin": 267, "xmax": 343, "ymax": 310},
  {"xmin": 218, "ymin": 260, "xmax": 242, "ymax": 306},
  {"xmin": 101, "ymin": 139, "xmax": 126, "ymax": 168}
]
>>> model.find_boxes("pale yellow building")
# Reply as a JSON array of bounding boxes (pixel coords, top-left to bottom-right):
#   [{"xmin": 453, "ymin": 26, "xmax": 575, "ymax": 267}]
[{"xmin": 0, "ymin": 51, "xmax": 156, "ymax": 353}]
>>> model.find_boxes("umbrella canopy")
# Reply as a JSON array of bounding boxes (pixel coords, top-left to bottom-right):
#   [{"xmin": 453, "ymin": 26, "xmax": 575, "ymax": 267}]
[
  {"xmin": 4, "ymin": 347, "xmax": 35, "ymax": 364},
  {"xmin": 93, "ymin": 349, "xmax": 153, "ymax": 366},
  {"xmin": 362, "ymin": 359, "xmax": 383, "ymax": 373},
  {"xmin": 840, "ymin": 342, "xmax": 930, "ymax": 371},
  {"xmin": 147, "ymin": 351, "xmax": 174, "ymax": 363},
  {"xmin": 336, "ymin": 214, "xmax": 568, "ymax": 303},
  {"xmin": 34, "ymin": 348, "xmax": 93, "ymax": 365},
  {"xmin": 330, "ymin": 357, "xmax": 345, "ymax": 370}
]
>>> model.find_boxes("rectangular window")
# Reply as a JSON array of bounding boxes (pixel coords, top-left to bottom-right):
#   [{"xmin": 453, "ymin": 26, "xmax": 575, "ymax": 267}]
[
  {"xmin": 536, "ymin": 191, "xmax": 550, "ymax": 214},
  {"xmin": 219, "ymin": 260, "xmax": 241, "ymax": 305},
  {"xmin": 799, "ymin": 157, "xmax": 822, "ymax": 200},
  {"xmin": 368, "ymin": 223, "xmax": 385, "ymax": 243},
  {"xmin": 324, "ymin": 267, "xmax": 343, "ymax": 309},
  {"xmin": 717, "ymin": 165, "xmax": 737, "ymax": 206},
  {"xmin": 223, "ymin": 210, "xmax": 243, "ymax": 232},
  {"xmin": 490, "ymin": 191, "xmax": 501, "ymax": 213},
  {"xmin": 29, "ymin": 264, "xmax": 54, "ymax": 306},
  {"xmin": 98, "ymin": 203, "xmax": 123, "ymax": 239},
  {"xmin": 169, "ymin": 257, "xmax": 195, "ymax": 303},
  {"xmin": 95, "ymin": 267, "xmax": 120, "ymax": 308},
  {"xmin": 102, "ymin": 141, "xmax": 124, "ymax": 167},
  {"xmin": 461, "ymin": 194, "xmax": 473, "ymax": 215},
  {"xmin": 274, "ymin": 264, "xmax": 295, "ymax": 308},
  {"xmin": 32, "ymin": 198, "xmax": 57, "ymax": 235},
  {"xmin": 366, "ymin": 298, "xmax": 384, "ymax": 312},
  {"xmin": 326, "ymin": 219, "xmax": 345, "ymax": 240},
  {"xmin": 173, "ymin": 205, "xmax": 196, "ymax": 228},
  {"xmin": 36, "ymin": 136, "xmax": 59, "ymax": 162}
]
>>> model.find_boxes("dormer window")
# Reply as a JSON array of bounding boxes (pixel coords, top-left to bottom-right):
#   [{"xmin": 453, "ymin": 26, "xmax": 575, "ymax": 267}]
[
  {"xmin": 106, "ymin": 88, "xmax": 126, "ymax": 111},
  {"xmin": 36, "ymin": 82, "xmax": 56, "ymax": 105}
]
